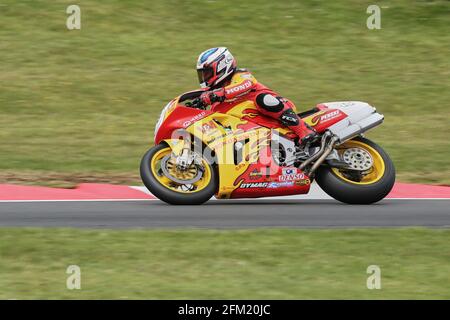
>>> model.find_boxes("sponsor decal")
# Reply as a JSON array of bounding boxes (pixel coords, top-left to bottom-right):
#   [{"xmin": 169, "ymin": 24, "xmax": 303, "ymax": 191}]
[
  {"xmin": 240, "ymin": 182, "xmax": 268, "ymax": 189},
  {"xmin": 268, "ymin": 181, "xmax": 294, "ymax": 188},
  {"xmin": 249, "ymin": 169, "xmax": 263, "ymax": 180},
  {"xmin": 281, "ymin": 114, "xmax": 297, "ymax": 122},
  {"xmin": 282, "ymin": 167, "xmax": 297, "ymax": 175},
  {"xmin": 279, "ymin": 167, "xmax": 308, "ymax": 182},
  {"xmin": 226, "ymin": 80, "xmax": 252, "ymax": 95},
  {"xmin": 200, "ymin": 120, "xmax": 217, "ymax": 134},
  {"xmin": 320, "ymin": 110, "xmax": 341, "ymax": 122},
  {"xmin": 279, "ymin": 167, "xmax": 304, "ymax": 181},
  {"xmin": 308, "ymin": 111, "xmax": 325, "ymax": 126},
  {"xmin": 295, "ymin": 179, "xmax": 311, "ymax": 186},
  {"xmin": 308, "ymin": 110, "xmax": 342, "ymax": 127},
  {"xmin": 183, "ymin": 111, "xmax": 206, "ymax": 127},
  {"xmin": 279, "ymin": 173, "xmax": 306, "ymax": 182}
]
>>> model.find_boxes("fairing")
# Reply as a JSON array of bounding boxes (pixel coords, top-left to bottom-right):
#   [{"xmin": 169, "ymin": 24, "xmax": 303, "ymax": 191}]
[{"xmin": 153, "ymin": 93, "xmax": 382, "ymax": 199}]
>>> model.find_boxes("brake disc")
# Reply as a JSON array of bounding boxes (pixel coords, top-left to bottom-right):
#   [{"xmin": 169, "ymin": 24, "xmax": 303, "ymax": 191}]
[
  {"xmin": 341, "ymin": 147, "xmax": 373, "ymax": 171},
  {"xmin": 160, "ymin": 155, "xmax": 203, "ymax": 184}
]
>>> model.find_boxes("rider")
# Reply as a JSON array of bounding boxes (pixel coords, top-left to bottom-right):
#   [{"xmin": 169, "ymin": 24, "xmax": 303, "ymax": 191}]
[{"xmin": 196, "ymin": 47, "xmax": 317, "ymax": 144}]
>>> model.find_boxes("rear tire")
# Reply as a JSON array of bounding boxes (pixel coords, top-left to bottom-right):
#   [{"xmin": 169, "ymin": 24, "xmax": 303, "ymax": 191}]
[
  {"xmin": 315, "ymin": 137, "xmax": 395, "ymax": 204},
  {"xmin": 140, "ymin": 143, "xmax": 218, "ymax": 205}
]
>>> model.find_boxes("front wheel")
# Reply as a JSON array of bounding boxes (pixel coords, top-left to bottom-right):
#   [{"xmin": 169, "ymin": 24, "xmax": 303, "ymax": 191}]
[
  {"xmin": 140, "ymin": 143, "xmax": 218, "ymax": 205},
  {"xmin": 315, "ymin": 137, "xmax": 395, "ymax": 204}
]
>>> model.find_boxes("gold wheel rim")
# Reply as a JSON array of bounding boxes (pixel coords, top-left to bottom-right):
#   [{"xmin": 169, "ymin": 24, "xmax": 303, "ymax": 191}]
[
  {"xmin": 150, "ymin": 147, "xmax": 212, "ymax": 193},
  {"xmin": 331, "ymin": 140, "xmax": 385, "ymax": 185}
]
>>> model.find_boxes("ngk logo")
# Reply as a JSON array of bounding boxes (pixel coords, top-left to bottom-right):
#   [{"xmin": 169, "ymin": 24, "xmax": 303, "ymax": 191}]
[{"xmin": 226, "ymin": 80, "xmax": 252, "ymax": 95}]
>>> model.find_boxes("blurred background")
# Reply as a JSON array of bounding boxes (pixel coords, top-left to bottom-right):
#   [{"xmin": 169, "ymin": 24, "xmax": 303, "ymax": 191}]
[
  {"xmin": 1, "ymin": 0, "xmax": 449, "ymax": 186},
  {"xmin": 0, "ymin": 0, "xmax": 449, "ymax": 300}
]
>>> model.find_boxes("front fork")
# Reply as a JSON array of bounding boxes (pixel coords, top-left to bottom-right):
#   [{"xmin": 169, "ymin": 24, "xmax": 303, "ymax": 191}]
[
  {"xmin": 165, "ymin": 135, "xmax": 202, "ymax": 172},
  {"xmin": 176, "ymin": 146, "xmax": 192, "ymax": 171}
]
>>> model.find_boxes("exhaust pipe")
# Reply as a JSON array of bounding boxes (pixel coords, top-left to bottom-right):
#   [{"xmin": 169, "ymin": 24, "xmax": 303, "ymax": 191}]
[
  {"xmin": 327, "ymin": 112, "xmax": 384, "ymax": 143},
  {"xmin": 299, "ymin": 131, "xmax": 331, "ymax": 170},
  {"xmin": 306, "ymin": 135, "xmax": 339, "ymax": 175},
  {"xmin": 299, "ymin": 107, "xmax": 383, "ymax": 173}
]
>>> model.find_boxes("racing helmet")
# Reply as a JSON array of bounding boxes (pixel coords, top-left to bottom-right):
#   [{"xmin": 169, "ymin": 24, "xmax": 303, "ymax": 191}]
[{"xmin": 196, "ymin": 47, "xmax": 237, "ymax": 89}]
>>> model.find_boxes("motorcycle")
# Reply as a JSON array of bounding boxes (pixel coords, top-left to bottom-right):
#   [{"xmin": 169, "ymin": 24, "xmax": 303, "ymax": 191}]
[{"xmin": 140, "ymin": 89, "xmax": 395, "ymax": 205}]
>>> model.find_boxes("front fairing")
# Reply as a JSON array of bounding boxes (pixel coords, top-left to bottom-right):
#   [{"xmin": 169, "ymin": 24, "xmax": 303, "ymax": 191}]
[
  {"xmin": 153, "ymin": 95, "xmax": 313, "ymax": 199},
  {"xmin": 154, "ymin": 89, "xmax": 210, "ymax": 144}
]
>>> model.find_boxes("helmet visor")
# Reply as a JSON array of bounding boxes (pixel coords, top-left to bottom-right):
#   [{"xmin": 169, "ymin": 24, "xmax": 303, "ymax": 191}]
[{"xmin": 197, "ymin": 67, "xmax": 214, "ymax": 85}]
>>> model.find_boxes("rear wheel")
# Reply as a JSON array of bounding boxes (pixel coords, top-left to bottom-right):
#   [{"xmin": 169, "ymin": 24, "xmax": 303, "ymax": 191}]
[
  {"xmin": 315, "ymin": 137, "xmax": 395, "ymax": 204},
  {"xmin": 140, "ymin": 143, "xmax": 217, "ymax": 205}
]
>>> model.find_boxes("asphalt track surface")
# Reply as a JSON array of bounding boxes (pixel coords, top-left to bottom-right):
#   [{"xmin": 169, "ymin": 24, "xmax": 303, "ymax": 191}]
[{"xmin": 0, "ymin": 199, "xmax": 449, "ymax": 228}]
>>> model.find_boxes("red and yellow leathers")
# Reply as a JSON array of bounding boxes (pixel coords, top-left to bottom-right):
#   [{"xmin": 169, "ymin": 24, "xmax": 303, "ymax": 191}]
[{"xmin": 199, "ymin": 69, "xmax": 316, "ymax": 141}]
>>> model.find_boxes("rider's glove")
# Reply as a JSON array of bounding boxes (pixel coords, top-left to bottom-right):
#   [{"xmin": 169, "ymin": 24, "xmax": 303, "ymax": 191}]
[{"xmin": 199, "ymin": 88, "xmax": 226, "ymax": 106}]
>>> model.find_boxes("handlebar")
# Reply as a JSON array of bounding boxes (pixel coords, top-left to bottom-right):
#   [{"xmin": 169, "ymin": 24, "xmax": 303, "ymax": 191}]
[{"xmin": 185, "ymin": 98, "xmax": 206, "ymax": 110}]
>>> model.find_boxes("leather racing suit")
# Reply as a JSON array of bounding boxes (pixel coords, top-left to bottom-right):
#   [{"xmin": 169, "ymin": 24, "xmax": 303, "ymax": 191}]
[{"xmin": 200, "ymin": 69, "xmax": 315, "ymax": 141}]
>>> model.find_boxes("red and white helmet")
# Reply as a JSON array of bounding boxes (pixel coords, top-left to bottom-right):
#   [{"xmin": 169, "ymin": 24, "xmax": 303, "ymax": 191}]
[{"xmin": 196, "ymin": 47, "xmax": 237, "ymax": 89}]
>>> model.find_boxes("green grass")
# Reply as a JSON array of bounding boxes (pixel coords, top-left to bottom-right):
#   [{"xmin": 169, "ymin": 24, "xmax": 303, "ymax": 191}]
[
  {"xmin": 1, "ymin": 0, "xmax": 449, "ymax": 184},
  {"xmin": 0, "ymin": 228, "xmax": 449, "ymax": 299}
]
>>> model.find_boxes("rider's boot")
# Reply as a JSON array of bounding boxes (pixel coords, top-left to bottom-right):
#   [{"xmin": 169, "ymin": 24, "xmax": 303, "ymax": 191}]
[
  {"xmin": 279, "ymin": 109, "xmax": 319, "ymax": 144},
  {"xmin": 299, "ymin": 124, "xmax": 319, "ymax": 145},
  {"xmin": 289, "ymin": 120, "xmax": 318, "ymax": 145}
]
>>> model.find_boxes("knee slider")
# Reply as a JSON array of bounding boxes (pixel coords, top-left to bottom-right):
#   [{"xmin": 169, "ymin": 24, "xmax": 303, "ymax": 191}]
[
  {"xmin": 279, "ymin": 109, "xmax": 299, "ymax": 126},
  {"xmin": 256, "ymin": 93, "xmax": 284, "ymax": 112}
]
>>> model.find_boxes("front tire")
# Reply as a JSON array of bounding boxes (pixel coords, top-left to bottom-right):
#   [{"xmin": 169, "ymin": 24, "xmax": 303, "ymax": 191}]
[
  {"xmin": 315, "ymin": 137, "xmax": 395, "ymax": 204},
  {"xmin": 140, "ymin": 143, "xmax": 218, "ymax": 205}
]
